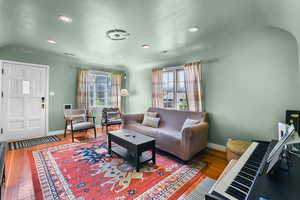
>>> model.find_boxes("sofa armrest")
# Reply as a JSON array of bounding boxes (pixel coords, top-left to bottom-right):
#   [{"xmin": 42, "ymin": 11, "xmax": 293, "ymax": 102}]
[
  {"xmin": 181, "ymin": 122, "xmax": 209, "ymax": 160},
  {"xmin": 122, "ymin": 113, "xmax": 144, "ymax": 127},
  {"xmin": 182, "ymin": 122, "xmax": 208, "ymax": 139}
]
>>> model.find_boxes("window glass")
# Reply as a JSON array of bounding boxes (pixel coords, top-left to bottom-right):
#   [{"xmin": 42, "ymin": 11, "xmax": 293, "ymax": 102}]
[
  {"xmin": 162, "ymin": 69, "xmax": 188, "ymax": 110},
  {"xmin": 88, "ymin": 73, "xmax": 112, "ymax": 107},
  {"xmin": 22, "ymin": 80, "xmax": 30, "ymax": 94},
  {"xmin": 163, "ymin": 71, "xmax": 175, "ymax": 108}
]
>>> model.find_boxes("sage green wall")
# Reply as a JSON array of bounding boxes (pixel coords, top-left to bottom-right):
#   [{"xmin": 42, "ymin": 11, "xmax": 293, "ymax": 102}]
[
  {"xmin": 0, "ymin": 45, "xmax": 126, "ymax": 131},
  {"xmin": 126, "ymin": 68, "xmax": 152, "ymax": 113},
  {"xmin": 204, "ymin": 27, "xmax": 300, "ymax": 145},
  {"xmin": 127, "ymin": 27, "xmax": 300, "ymax": 145}
]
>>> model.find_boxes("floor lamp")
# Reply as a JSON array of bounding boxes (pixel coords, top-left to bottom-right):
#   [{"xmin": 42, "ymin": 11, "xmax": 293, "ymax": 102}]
[{"xmin": 120, "ymin": 89, "xmax": 129, "ymax": 113}]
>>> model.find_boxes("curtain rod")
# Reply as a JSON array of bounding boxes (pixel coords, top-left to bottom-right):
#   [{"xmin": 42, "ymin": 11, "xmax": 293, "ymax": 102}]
[
  {"xmin": 162, "ymin": 61, "xmax": 201, "ymax": 71},
  {"xmin": 162, "ymin": 65, "xmax": 183, "ymax": 71},
  {"xmin": 161, "ymin": 58, "xmax": 218, "ymax": 71}
]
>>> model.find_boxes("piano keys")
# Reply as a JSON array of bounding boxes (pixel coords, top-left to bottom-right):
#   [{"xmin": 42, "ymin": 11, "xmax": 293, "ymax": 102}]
[{"xmin": 206, "ymin": 141, "xmax": 300, "ymax": 200}]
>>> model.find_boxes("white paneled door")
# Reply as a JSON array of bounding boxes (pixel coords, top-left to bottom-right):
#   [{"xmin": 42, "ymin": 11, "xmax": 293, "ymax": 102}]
[{"xmin": 0, "ymin": 61, "xmax": 48, "ymax": 141}]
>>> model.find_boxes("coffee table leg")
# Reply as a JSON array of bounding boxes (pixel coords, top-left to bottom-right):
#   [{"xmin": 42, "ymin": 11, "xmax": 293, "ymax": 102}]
[
  {"xmin": 152, "ymin": 142, "xmax": 156, "ymax": 164},
  {"xmin": 108, "ymin": 134, "xmax": 112, "ymax": 156}
]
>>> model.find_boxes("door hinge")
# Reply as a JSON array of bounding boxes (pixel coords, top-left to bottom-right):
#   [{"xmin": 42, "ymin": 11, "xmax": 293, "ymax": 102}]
[
  {"xmin": 1, "ymin": 91, "xmax": 3, "ymax": 98},
  {"xmin": 0, "ymin": 128, "xmax": 3, "ymax": 134},
  {"xmin": 1, "ymin": 68, "xmax": 3, "ymax": 75}
]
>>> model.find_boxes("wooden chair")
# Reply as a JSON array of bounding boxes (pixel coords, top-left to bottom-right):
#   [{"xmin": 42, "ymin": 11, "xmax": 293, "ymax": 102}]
[
  {"xmin": 64, "ymin": 109, "xmax": 96, "ymax": 142},
  {"xmin": 101, "ymin": 107, "xmax": 122, "ymax": 133}
]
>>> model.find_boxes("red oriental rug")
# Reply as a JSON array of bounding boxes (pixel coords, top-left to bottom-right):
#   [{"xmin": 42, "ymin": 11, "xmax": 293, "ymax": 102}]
[{"xmin": 29, "ymin": 137, "xmax": 205, "ymax": 200}]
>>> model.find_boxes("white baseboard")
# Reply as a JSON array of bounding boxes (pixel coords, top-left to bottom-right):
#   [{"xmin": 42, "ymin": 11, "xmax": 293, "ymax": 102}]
[
  {"xmin": 47, "ymin": 125, "xmax": 103, "ymax": 136},
  {"xmin": 207, "ymin": 142, "xmax": 226, "ymax": 152},
  {"xmin": 47, "ymin": 129, "xmax": 64, "ymax": 136}
]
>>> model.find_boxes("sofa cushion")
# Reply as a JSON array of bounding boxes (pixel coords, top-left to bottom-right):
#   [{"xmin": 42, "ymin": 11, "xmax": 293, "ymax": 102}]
[
  {"xmin": 66, "ymin": 113, "xmax": 86, "ymax": 123},
  {"xmin": 142, "ymin": 116, "xmax": 160, "ymax": 128},
  {"xmin": 155, "ymin": 128, "xmax": 182, "ymax": 155},
  {"xmin": 127, "ymin": 123, "xmax": 181, "ymax": 155},
  {"xmin": 126, "ymin": 122, "xmax": 159, "ymax": 139},
  {"xmin": 107, "ymin": 117, "xmax": 122, "ymax": 125},
  {"xmin": 67, "ymin": 122, "xmax": 94, "ymax": 131},
  {"xmin": 158, "ymin": 128, "xmax": 182, "ymax": 140},
  {"xmin": 147, "ymin": 107, "xmax": 206, "ymax": 131},
  {"xmin": 65, "ymin": 110, "xmax": 87, "ymax": 122}
]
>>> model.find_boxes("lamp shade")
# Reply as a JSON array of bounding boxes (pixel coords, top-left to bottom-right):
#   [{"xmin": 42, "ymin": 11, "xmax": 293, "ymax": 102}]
[{"xmin": 120, "ymin": 89, "xmax": 129, "ymax": 96}]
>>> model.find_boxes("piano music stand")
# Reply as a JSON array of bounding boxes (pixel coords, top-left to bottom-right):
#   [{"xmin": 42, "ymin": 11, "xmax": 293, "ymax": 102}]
[{"xmin": 266, "ymin": 125, "xmax": 300, "ymax": 174}]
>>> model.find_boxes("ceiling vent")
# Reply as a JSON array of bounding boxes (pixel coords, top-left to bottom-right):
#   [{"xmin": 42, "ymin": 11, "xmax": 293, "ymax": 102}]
[
  {"xmin": 64, "ymin": 52, "xmax": 75, "ymax": 57},
  {"xmin": 106, "ymin": 29, "xmax": 130, "ymax": 41}
]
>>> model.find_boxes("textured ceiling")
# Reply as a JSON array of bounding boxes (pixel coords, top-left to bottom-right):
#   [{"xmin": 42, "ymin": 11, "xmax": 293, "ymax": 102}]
[{"xmin": 0, "ymin": 0, "xmax": 297, "ymax": 68}]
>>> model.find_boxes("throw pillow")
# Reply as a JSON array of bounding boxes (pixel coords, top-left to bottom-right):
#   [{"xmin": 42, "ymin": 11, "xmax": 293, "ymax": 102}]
[
  {"xmin": 146, "ymin": 112, "xmax": 157, "ymax": 118},
  {"xmin": 69, "ymin": 113, "xmax": 86, "ymax": 122},
  {"xmin": 181, "ymin": 118, "xmax": 199, "ymax": 133},
  {"xmin": 142, "ymin": 116, "xmax": 160, "ymax": 128}
]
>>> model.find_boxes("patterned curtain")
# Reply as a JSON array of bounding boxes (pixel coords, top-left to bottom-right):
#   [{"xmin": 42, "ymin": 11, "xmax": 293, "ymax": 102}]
[
  {"xmin": 77, "ymin": 69, "xmax": 90, "ymax": 110},
  {"xmin": 152, "ymin": 68, "xmax": 164, "ymax": 108},
  {"xmin": 184, "ymin": 62, "xmax": 204, "ymax": 112},
  {"xmin": 112, "ymin": 73, "xmax": 122, "ymax": 110}
]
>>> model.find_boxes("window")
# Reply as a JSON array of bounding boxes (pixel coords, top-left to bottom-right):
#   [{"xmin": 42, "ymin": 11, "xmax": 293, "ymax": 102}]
[
  {"xmin": 162, "ymin": 69, "xmax": 188, "ymax": 110},
  {"xmin": 88, "ymin": 72, "xmax": 112, "ymax": 107}
]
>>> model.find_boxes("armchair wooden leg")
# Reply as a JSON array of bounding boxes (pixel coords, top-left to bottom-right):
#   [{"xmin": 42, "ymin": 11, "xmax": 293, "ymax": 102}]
[
  {"xmin": 64, "ymin": 121, "xmax": 68, "ymax": 138},
  {"xmin": 94, "ymin": 127, "xmax": 97, "ymax": 138},
  {"xmin": 70, "ymin": 122, "xmax": 74, "ymax": 142},
  {"xmin": 64, "ymin": 128, "xmax": 67, "ymax": 138},
  {"xmin": 72, "ymin": 131, "xmax": 74, "ymax": 142}
]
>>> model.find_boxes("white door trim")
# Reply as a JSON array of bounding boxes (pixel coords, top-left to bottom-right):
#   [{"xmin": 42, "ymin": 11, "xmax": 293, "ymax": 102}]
[{"xmin": 0, "ymin": 60, "xmax": 49, "ymax": 141}]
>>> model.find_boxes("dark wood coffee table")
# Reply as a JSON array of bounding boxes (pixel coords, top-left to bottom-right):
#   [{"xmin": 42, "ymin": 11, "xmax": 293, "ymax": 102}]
[{"xmin": 107, "ymin": 129, "xmax": 156, "ymax": 172}]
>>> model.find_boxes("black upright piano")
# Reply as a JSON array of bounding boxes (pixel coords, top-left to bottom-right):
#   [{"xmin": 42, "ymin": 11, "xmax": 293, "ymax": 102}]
[{"xmin": 206, "ymin": 141, "xmax": 300, "ymax": 200}]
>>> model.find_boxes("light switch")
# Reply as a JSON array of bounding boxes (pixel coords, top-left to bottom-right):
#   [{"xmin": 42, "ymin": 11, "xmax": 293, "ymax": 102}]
[{"xmin": 50, "ymin": 91, "xmax": 55, "ymax": 96}]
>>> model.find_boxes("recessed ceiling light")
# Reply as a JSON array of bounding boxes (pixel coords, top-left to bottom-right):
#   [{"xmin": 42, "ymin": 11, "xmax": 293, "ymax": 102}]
[
  {"xmin": 47, "ymin": 40, "xmax": 57, "ymax": 44},
  {"xmin": 58, "ymin": 15, "xmax": 73, "ymax": 23},
  {"xmin": 188, "ymin": 27, "xmax": 199, "ymax": 32},
  {"xmin": 142, "ymin": 44, "xmax": 150, "ymax": 48}
]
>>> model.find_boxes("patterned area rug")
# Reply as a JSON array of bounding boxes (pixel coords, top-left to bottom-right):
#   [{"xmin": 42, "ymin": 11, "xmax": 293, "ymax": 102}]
[
  {"xmin": 9, "ymin": 135, "xmax": 61, "ymax": 150},
  {"xmin": 29, "ymin": 137, "xmax": 206, "ymax": 200}
]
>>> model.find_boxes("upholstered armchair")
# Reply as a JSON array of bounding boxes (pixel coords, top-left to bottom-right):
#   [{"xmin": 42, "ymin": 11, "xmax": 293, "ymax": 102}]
[
  {"xmin": 101, "ymin": 107, "xmax": 122, "ymax": 133},
  {"xmin": 64, "ymin": 109, "xmax": 97, "ymax": 142}
]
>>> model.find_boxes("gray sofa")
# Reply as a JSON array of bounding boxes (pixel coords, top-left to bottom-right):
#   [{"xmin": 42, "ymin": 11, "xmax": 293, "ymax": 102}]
[{"xmin": 122, "ymin": 107, "xmax": 209, "ymax": 161}]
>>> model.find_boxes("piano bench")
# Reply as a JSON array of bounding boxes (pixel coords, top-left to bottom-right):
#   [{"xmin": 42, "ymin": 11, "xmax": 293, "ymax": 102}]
[{"xmin": 226, "ymin": 139, "xmax": 252, "ymax": 161}]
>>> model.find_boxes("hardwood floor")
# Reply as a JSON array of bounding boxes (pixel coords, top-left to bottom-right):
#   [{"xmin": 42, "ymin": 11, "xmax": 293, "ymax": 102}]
[
  {"xmin": 180, "ymin": 148, "xmax": 228, "ymax": 198},
  {"xmin": 4, "ymin": 128, "xmax": 228, "ymax": 200}
]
